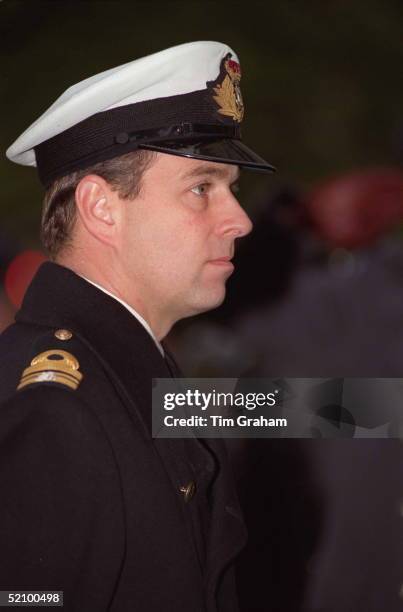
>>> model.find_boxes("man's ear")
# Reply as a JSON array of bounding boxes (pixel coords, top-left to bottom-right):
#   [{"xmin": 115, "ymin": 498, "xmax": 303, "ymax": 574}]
[{"xmin": 75, "ymin": 174, "xmax": 118, "ymax": 244}]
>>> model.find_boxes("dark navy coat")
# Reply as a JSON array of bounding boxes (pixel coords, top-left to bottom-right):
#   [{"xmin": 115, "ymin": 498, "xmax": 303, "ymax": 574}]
[{"xmin": 0, "ymin": 262, "xmax": 246, "ymax": 612}]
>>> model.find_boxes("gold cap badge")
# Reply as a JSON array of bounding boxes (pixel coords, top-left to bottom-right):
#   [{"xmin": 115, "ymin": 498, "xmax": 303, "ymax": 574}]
[{"xmin": 212, "ymin": 55, "xmax": 244, "ymax": 123}]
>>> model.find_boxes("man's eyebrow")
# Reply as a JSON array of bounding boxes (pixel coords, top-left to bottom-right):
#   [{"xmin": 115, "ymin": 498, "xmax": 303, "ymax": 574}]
[{"xmin": 180, "ymin": 164, "xmax": 240, "ymax": 182}]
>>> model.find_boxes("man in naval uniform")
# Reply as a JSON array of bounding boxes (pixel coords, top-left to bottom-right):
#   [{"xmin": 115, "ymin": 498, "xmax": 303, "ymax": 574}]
[{"xmin": 0, "ymin": 42, "xmax": 275, "ymax": 611}]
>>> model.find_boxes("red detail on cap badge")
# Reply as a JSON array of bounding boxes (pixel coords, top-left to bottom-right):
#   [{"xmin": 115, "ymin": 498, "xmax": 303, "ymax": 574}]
[
  {"xmin": 212, "ymin": 56, "xmax": 244, "ymax": 123},
  {"xmin": 227, "ymin": 59, "xmax": 241, "ymax": 76}
]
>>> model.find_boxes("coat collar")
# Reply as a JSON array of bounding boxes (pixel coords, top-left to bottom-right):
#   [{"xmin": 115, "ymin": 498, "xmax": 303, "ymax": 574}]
[{"xmin": 16, "ymin": 261, "xmax": 172, "ymax": 435}]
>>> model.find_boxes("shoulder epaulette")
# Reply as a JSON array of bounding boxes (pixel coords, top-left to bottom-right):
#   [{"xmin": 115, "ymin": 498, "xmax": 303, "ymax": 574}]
[{"xmin": 17, "ymin": 329, "xmax": 83, "ymax": 392}]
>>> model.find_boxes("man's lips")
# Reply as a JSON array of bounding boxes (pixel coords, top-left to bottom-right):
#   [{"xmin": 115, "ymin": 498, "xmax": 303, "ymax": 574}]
[{"xmin": 208, "ymin": 256, "xmax": 234, "ymax": 269}]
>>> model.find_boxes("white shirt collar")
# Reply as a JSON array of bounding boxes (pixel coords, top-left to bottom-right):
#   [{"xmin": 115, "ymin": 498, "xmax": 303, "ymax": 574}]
[{"xmin": 80, "ymin": 275, "xmax": 164, "ymax": 356}]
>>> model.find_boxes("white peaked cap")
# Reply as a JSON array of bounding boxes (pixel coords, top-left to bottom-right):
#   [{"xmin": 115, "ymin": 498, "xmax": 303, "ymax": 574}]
[{"xmin": 6, "ymin": 41, "xmax": 275, "ymax": 186}]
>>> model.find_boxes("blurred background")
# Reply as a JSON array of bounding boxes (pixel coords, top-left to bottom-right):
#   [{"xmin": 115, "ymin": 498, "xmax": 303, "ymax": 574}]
[{"xmin": 2, "ymin": 1, "xmax": 403, "ymax": 610}]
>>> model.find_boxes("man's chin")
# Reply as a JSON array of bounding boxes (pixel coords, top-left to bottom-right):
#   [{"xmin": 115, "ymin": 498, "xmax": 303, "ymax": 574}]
[{"xmin": 193, "ymin": 287, "xmax": 227, "ymax": 316}]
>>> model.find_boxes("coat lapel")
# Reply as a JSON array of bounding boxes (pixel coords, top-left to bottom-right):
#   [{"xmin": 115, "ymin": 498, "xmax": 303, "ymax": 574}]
[{"xmin": 162, "ymin": 335, "xmax": 247, "ymax": 592}]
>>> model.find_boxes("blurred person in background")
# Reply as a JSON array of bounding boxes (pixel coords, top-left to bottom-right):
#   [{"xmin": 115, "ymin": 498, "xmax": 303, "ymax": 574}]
[
  {"xmin": 236, "ymin": 168, "xmax": 403, "ymax": 612},
  {"xmin": 239, "ymin": 167, "xmax": 403, "ymax": 376},
  {"xmin": 240, "ymin": 168, "xmax": 403, "ymax": 612}
]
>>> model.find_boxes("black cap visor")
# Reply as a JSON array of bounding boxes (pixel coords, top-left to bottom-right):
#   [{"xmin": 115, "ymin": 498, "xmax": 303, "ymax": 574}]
[{"xmin": 139, "ymin": 138, "xmax": 276, "ymax": 174}]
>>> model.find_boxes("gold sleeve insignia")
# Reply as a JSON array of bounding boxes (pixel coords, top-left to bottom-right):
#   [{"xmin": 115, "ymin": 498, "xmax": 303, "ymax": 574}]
[{"xmin": 17, "ymin": 350, "xmax": 83, "ymax": 391}]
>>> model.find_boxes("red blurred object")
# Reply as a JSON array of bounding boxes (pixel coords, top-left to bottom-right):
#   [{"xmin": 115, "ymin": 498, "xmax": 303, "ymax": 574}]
[
  {"xmin": 5, "ymin": 250, "xmax": 47, "ymax": 309},
  {"xmin": 305, "ymin": 168, "xmax": 403, "ymax": 248}
]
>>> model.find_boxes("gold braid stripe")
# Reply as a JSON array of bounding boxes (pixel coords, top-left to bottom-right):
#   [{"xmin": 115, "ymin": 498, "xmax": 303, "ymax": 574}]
[{"xmin": 17, "ymin": 350, "xmax": 83, "ymax": 391}]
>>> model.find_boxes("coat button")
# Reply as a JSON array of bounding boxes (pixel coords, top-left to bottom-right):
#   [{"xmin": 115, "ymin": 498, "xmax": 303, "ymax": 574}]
[
  {"xmin": 55, "ymin": 329, "xmax": 73, "ymax": 341},
  {"xmin": 180, "ymin": 481, "xmax": 196, "ymax": 502}
]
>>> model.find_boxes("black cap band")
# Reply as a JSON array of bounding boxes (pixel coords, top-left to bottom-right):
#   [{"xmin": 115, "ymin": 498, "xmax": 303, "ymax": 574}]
[
  {"xmin": 35, "ymin": 88, "xmax": 239, "ymax": 186},
  {"xmin": 114, "ymin": 122, "xmax": 241, "ymax": 145}
]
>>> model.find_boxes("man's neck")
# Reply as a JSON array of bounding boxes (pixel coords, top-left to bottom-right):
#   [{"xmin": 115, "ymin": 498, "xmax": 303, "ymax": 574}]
[
  {"xmin": 80, "ymin": 274, "xmax": 165, "ymax": 356},
  {"xmin": 55, "ymin": 256, "xmax": 174, "ymax": 341}
]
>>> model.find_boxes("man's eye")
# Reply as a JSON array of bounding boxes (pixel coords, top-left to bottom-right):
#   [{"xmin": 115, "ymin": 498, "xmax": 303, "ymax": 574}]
[{"xmin": 191, "ymin": 184, "xmax": 208, "ymax": 196}]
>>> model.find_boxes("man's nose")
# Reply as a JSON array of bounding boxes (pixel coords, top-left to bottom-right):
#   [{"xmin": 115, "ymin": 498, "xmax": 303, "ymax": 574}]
[{"xmin": 215, "ymin": 192, "xmax": 253, "ymax": 239}]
